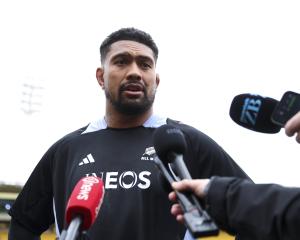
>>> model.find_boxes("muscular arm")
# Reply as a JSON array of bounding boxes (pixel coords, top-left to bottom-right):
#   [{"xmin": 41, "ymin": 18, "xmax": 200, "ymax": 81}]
[{"xmin": 9, "ymin": 218, "xmax": 41, "ymax": 240}]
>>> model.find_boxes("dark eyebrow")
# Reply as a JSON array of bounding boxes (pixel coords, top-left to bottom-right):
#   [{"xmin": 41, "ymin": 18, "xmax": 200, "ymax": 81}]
[
  {"xmin": 109, "ymin": 54, "xmax": 128, "ymax": 65},
  {"xmin": 110, "ymin": 52, "xmax": 154, "ymax": 64},
  {"xmin": 111, "ymin": 52, "xmax": 131, "ymax": 61},
  {"xmin": 136, "ymin": 55, "xmax": 154, "ymax": 65}
]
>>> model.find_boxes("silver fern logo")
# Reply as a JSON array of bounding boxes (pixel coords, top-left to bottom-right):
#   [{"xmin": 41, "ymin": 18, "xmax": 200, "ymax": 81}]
[{"xmin": 140, "ymin": 147, "xmax": 155, "ymax": 161}]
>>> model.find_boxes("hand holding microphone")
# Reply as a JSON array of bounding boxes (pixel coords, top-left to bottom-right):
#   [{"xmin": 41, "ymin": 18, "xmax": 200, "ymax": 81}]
[
  {"xmin": 152, "ymin": 125, "xmax": 219, "ymax": 238},
  {"xmin": 168, "ymin": 179, "xmax": 210, "ymax": 222},
  {"xmin": 285, "ymin": 111, "xmax": 300, "ymax": 143},
  {"xmin": 60, "ymin": 176, "xmax": 105, "ymax": 240}
]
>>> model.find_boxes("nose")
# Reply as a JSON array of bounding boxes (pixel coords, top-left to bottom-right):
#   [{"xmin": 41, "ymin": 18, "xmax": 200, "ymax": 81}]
[{"xmin": 126, "ymin": 62, "xmax": 142, "ymax": 81}]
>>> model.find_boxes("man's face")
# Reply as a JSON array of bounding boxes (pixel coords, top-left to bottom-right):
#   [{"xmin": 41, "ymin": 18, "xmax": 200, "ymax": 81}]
[{"xmin": 97, "ymin": 40, "xmax": 159, "ymax": 115}]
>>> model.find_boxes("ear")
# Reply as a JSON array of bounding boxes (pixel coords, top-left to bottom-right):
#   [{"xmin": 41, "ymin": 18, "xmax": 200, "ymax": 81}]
[
  {"xmin": 156, "ymin": 74, "xmax": 160, "ymax": 87},
  {"xmin": 96, "ymin": 68, "xmax": 105, "ymax": 89}
]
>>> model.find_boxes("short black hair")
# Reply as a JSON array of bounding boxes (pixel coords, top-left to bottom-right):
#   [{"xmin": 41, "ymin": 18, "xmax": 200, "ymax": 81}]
[{"xmin": 100, "ymin": 27, "xmax": 159, "ymax": 64}]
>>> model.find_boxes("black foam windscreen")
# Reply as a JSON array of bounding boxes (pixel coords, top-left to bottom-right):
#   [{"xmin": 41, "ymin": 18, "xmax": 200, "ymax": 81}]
[
  {"xmin": 229, "ymin": 94, "xmax": 281, "ymax": 134},
  {"xmin": 153, "ymin": 124, "xmax": 187, "ymax": 163}
]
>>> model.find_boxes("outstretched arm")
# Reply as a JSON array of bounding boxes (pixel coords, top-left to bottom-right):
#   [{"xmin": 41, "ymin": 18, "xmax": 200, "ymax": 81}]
[
  {"xmin": 169, "ymin": 177, "xmax": 300, "ymax": 240},
  {"xmin": 8, "ymin": 218, "xmax": 41, "ymax": 240}
]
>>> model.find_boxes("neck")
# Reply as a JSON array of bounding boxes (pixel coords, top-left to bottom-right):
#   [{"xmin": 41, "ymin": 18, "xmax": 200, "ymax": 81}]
[{"xmin": 105, "ymin": 107, "xmax": 153, "ymax": 129}]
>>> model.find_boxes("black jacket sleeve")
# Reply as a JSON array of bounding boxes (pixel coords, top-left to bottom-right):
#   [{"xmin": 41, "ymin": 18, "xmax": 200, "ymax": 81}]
[
  {"xmin": 8, "ymin": 143, "xmax": 56, "ymax": 236},
  {"xmin": 8, "ymin": 127, "xmax": 87, "ymax": 237},
  {"xmin": 8, "ymin": 218, "xmax": 41, "ymax": 240},
  {"xmin": 205, "ymin": 176, "xmax": 300, "ymax": 240}
]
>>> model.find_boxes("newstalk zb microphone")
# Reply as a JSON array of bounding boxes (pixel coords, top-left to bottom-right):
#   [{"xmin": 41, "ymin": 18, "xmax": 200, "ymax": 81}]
[{"xmin": 229, "ymin": 93, "xmax": 281, "ymax": 134}]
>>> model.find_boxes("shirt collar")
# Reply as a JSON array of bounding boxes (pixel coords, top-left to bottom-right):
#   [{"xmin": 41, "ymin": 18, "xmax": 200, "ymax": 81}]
[{"xmin": 82, "ymin": 114, "xmax": 167, "ymax": 134}]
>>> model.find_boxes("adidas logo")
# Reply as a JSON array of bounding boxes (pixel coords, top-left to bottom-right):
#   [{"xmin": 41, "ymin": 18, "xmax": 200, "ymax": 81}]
[{"xmin": 79, "ymin": 153, "xmax": 95, "ymax": 166}]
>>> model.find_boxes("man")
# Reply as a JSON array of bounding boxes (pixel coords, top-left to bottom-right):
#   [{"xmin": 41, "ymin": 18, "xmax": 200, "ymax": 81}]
[
  {"xmin": 169, "ymin": 111, "xmax": 300, "ymax": 240},
  {"xmin": 9, "ymin": 27, "xmax": 250, "ymax": 240}
]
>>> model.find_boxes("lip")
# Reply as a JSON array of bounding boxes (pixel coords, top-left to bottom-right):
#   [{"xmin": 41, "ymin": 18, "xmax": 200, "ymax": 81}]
[
  {"xmin": 121, "ymin": 83, "xmax": 145, "ymax": 97},
  {"xmin": 123, "ymin": 83, "xmax": 144, "ymax": 92}
]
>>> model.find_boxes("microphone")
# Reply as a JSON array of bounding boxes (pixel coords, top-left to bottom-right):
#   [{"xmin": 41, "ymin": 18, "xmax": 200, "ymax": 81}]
[
  {"xmin": 62, "ymin": 176, "xmax": 105, "ymax": 240},
  {"xmin": 153, "ymin": 124, "xmax": 219, "ymax": 238},
  {"xmin": 229, "ymin": 93, "xmax": 281, "ymax": 134},
  {"xmin": 153, "ymin": 125, "xmax": 190, "ymax": 180}
]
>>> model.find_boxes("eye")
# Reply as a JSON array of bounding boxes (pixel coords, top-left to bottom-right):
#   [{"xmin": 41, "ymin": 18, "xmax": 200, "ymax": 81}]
[
  {"xmin": 140, "ymin": 61, "xmax": 152, "ymax": 70},
  {"xmin": 114, "ymin": 58, "xmax": 128, "ymax": 66}
]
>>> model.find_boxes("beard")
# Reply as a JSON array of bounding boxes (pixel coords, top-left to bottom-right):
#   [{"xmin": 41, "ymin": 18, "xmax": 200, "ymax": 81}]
[{"xmin": 105, "ymin": 86, "xmax": 156, "ymax": 116}]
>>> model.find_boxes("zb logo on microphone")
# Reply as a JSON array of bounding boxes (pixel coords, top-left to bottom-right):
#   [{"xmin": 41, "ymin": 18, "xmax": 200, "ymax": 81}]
[{"xmin": 240, "ymin": 97, "xmax": 262, "ymax": 125}]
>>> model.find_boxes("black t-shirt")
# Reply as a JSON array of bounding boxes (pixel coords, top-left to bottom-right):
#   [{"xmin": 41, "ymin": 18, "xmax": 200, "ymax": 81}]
[{"xmin": 9, "ymin": 115, "xmax": 250, "ymax": 240}]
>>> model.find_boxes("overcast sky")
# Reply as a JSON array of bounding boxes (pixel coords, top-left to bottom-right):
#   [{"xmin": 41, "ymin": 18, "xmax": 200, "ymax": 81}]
[{"xmin": 0, "ymin": 0, "xmax": 300, "ymax": 186}]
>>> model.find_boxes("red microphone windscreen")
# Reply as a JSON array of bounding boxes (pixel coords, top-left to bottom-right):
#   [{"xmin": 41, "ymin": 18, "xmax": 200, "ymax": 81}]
[{"xmin": 65, "ymin": 176, "xmax": 105, "ymax": 230}]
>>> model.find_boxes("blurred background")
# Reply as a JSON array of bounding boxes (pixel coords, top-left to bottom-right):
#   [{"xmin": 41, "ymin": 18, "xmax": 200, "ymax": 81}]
[{"xmin": 0, "ymin": 0, "xmax": 299, "ymax": 239}]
